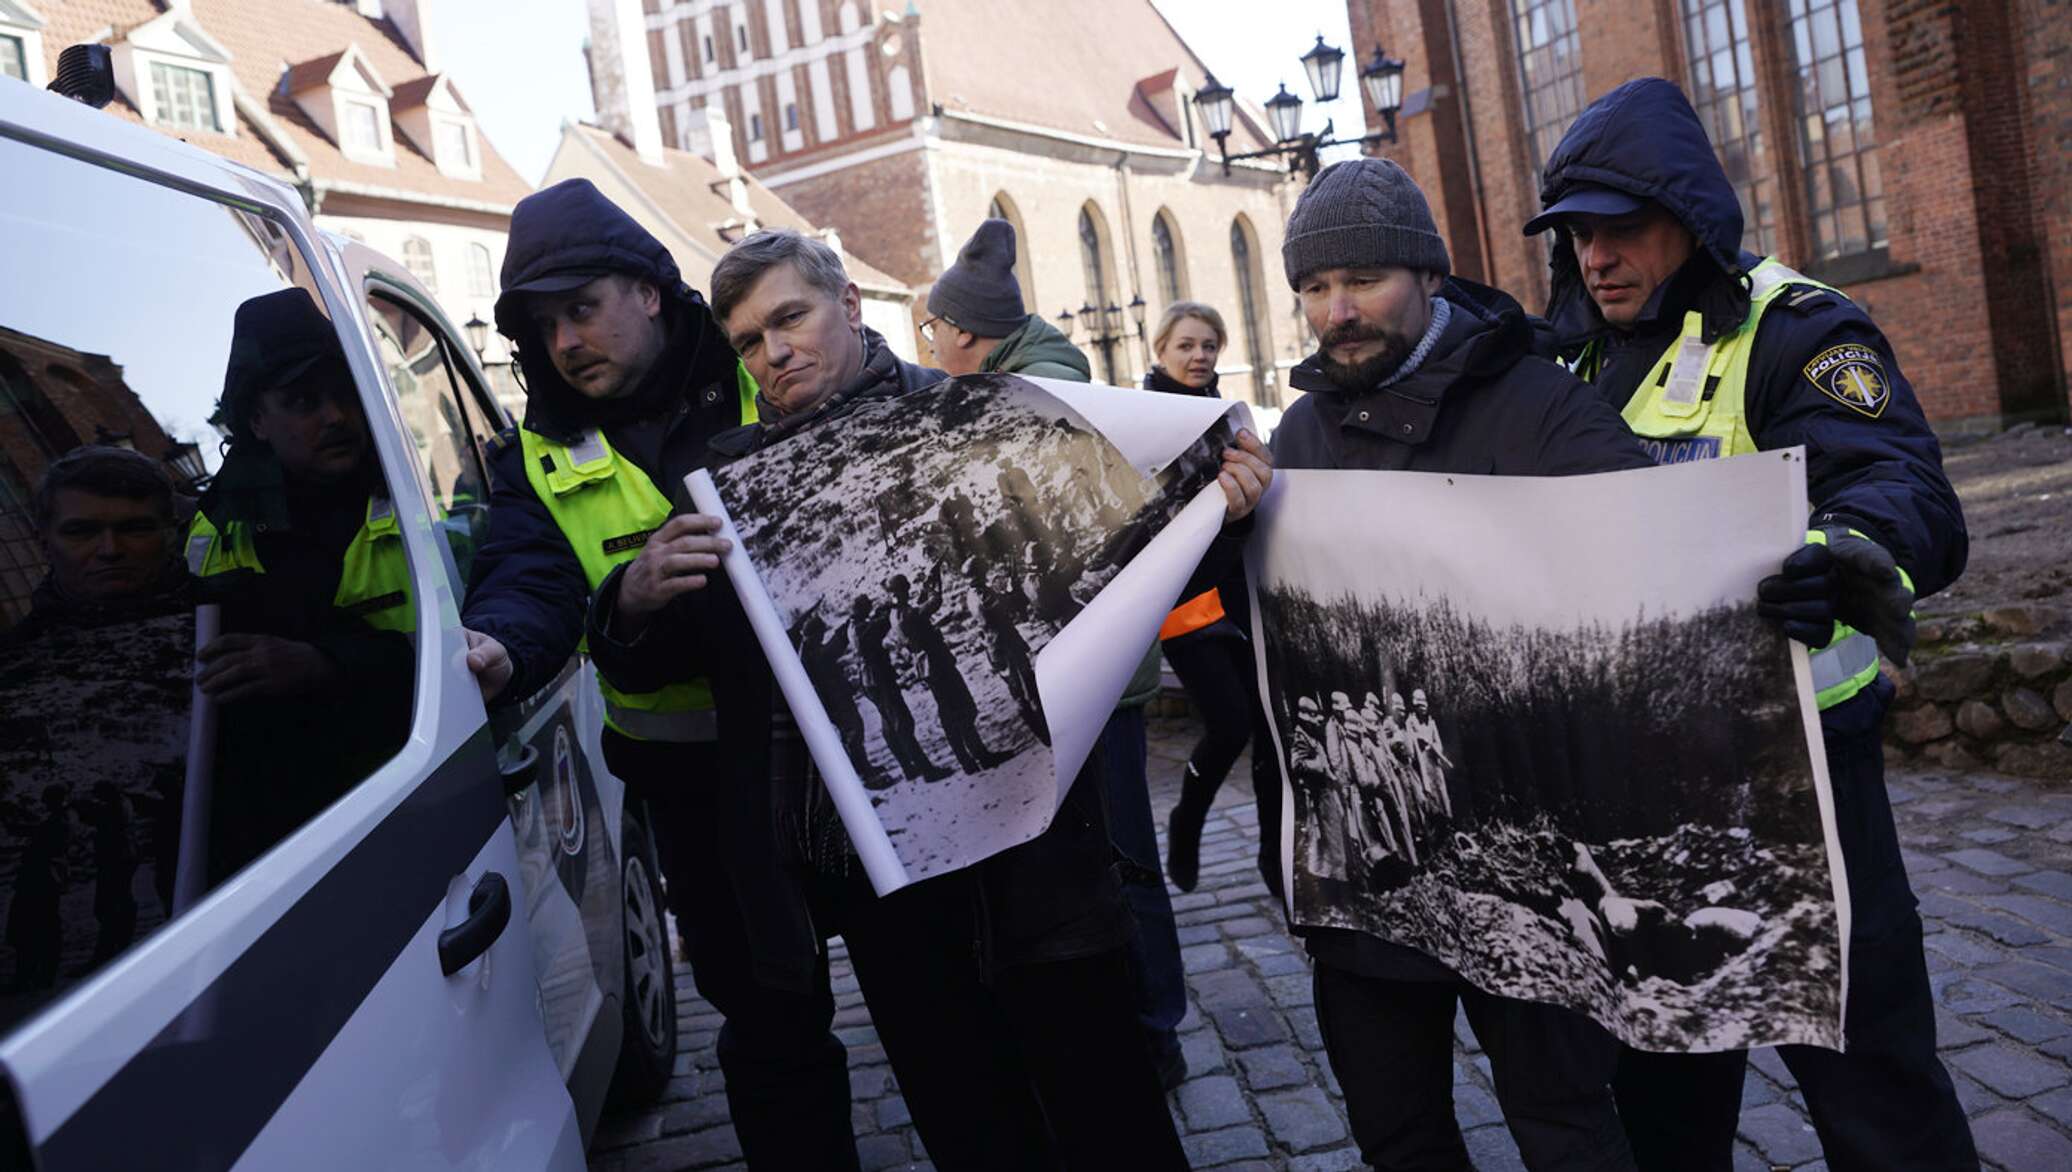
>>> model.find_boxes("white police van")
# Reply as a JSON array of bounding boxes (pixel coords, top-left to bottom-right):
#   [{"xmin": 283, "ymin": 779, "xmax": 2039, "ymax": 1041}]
[{"xmin": 0, "ymin": 59, "xmax": 674, "ymax": 1171}]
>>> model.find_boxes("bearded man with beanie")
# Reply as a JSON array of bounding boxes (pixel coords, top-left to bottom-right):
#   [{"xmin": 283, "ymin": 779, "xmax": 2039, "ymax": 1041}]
[{"xmin": 1271, "ymin": 156, "xmax": 1650, "ymax": 1171}]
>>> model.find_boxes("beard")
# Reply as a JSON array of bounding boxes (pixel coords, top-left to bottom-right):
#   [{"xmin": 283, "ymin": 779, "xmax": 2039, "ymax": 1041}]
[{"xmin": 1313, "ymin": 320, "xmax": 1420, "ymax": 391}]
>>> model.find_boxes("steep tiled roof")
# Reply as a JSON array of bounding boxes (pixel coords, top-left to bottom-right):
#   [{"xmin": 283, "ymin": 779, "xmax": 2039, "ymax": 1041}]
[
  {"xmin": 912, "ymin": 0, "xmax": 1274, "ymax": 153},
  {"xmin": 559, "ymin": 123, "xmax": 910, "ymax": 297},
  {"xmin": 34, "ymin": 0, "xmax": 530, "ymax": 211}
]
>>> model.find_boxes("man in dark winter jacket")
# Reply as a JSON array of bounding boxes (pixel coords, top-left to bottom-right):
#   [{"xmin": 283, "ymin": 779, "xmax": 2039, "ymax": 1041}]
[
  {"xmin": 585, "ymin": 227, "xmax": 1268, "ymax": 1170},
  {"xmin": 1272, "ymin": 156, "xmax": 1650, "ymax": 1172},
  {"xmin": 453, "ymin": 181, "xmax": 844, "ymax": 1169},
  {"xmin": 1525, "ymin": 77, "xmax": 1975, "ymax": 1172}
]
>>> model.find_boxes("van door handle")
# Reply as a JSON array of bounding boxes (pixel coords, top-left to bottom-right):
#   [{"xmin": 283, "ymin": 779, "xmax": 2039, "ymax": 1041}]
[
  {"xmin": 499, "ymin": 743, "xmax": 540, "ymax": 798},
  {"xmin": 438, "ymin": 872, "xmax": 511, "ymax": 976}
]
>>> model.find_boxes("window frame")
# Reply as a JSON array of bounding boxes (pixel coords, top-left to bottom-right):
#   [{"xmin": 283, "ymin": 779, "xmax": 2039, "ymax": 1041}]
[
  {"xmin": 1506, "ymin": 0, "xmax": 1587, "ymax": 182},
  {"xmin": 401, "ymin": 236, "xmax": 439, "ymax": 293},
  {"xmin": 1782, "ymin": 0, "xmax": 1885, "ymax": 261},
  {"xmin": 147, "ymin": 59, "xmax": 223, "ymax": 134},
  {"xmin": 340, "ymin": 98, "xmax": 385, "ymax": 157}
]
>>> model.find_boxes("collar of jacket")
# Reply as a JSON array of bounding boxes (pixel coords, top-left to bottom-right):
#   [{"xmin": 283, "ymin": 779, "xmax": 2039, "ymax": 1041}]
[
  {"xmin": 1287, "ymin": 278, "xmax": 1525, "ymax": 448},
  {"xmin": 711, "ymin": 326, "xmax": 945, "ymax": 459},
  {"xmin": 518, "ymin": 290, "xmax": 735, "ymax": 446},
  {"xmin": 979, "ymin": 314, "xmax": 1092, "ymax": 380},
  {"xmin": 1142, "ymin": 364, "xmax": 1219, "ymax": 398}
]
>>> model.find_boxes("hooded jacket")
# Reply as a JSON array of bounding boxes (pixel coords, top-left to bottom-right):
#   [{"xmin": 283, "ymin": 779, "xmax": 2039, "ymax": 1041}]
[
  {"xmin": 463, "ymin": 179, "xmax": 749, "ymax": 701},
  {"xmin": 1273, "ymin": 277, "xmax": 1652, "ymax": 981},
  {"xmin": 1535, "ymin": 78, "xmax": 1967, "ymax": 600},
  {"xmin": 978, "ymin": 314, "xmax": 1092, "ymax": 382},
  {"xmin": 587, "ymin": 333, "xmax": 1135, "ymax": 989}
]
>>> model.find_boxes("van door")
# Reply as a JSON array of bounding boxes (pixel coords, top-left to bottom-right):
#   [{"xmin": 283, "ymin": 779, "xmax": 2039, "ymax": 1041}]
[
  {"xmin": 0, "ymin": 104, "xmax": 578, "ymax": 1170},
  {"xmin": 354, "ymin": 276, "xmax": 623, "ymax": 1122}
]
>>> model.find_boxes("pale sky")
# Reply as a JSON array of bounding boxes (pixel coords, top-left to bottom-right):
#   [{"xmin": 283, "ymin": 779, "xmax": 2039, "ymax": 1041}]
[{"xmin": 439, "ymin": 0, "xmax": 1367, "ymax": 185}]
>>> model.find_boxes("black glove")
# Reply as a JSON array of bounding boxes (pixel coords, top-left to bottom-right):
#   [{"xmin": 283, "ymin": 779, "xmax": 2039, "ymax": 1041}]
[{"xmin": 1756, "ymin": 527, "xmax": 1916, "ymax": 667}]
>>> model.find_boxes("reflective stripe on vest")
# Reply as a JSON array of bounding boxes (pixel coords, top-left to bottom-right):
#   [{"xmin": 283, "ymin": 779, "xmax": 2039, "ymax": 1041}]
[
  {"xmin": 519, "ymin": 425, "xmax": 717, "ymax": 742},
  {"xmin": 1161, "ymin": 589, "xmax": 1226, "ymax": 641},
  {"xmin": 185, "ymin": 498, "xmax": 416, "ymax": 633},
  {"xmin": 1579, "ymin": 259, "xmax": 1879, "ymax": 710}
]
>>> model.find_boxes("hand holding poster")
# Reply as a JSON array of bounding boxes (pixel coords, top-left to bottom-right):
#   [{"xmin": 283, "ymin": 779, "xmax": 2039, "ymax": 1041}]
[
  {"xmin": 689, "ymin": 372, "xmax": 1249, "ymax": 894},
  {"xmin": 1248, "ymin": 450, "xmax": 1849, "ymax": 1052}
]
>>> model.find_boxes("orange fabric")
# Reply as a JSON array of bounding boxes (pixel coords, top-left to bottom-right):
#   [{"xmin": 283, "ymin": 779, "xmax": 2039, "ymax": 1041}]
[{"xmin": 1160, "ymin": 589, "xmax": 1225, "ymax": 641}]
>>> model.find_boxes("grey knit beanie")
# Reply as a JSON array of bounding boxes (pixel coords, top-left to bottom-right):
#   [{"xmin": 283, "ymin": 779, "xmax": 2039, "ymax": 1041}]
[
  {"xmin": 929, "ymin": 218, "xmax": 1026, "ymax": 336},
  {"xmin": 1281, "ymin": 157, "xmax": 1450, "ymax": 287}
]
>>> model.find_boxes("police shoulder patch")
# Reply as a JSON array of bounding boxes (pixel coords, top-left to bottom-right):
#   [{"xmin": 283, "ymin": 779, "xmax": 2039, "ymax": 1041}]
[{"xmin": 1802, "ymin": 343, "xmax": 1890, "ymax": 418}]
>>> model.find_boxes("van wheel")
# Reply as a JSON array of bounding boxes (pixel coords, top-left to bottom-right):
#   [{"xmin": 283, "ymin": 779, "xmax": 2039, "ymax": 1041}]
[{"xmin": 610, "ymin": 811, "xmax": 677, "ymax": 1105}]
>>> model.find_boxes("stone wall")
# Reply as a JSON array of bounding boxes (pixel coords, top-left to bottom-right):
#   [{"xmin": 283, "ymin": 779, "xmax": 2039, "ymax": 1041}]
[{"xmin": 1885, "ymin": 605, "xmax": 2072, "ymax": 780}]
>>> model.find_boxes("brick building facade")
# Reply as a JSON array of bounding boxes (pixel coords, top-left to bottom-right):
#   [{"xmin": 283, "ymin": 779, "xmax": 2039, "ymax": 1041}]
[
  {"xmin": 1346, "ymin": 0, "xmax": 2071, "ymax": 430},
  {"xmin": 611, "ymin": 0, "xmax": 1314, "ymax": 408}
]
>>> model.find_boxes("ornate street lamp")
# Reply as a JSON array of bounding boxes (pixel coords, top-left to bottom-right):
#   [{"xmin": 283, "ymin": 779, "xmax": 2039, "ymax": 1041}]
[
  {"xmin": 164, "ymin": 439, "xmax": 207, "ymax": 488},
  {"xmin": 1360, "ymin": 45, "xmax": 1407, "ymax": 143},
  {"xmin": 464, "ymin": 312, "xmax": 491, "ymax": 360},
  {"xmin": 1264, "ymin": 83, "xmax": 1305, "ymax": 144},
  {"xmin": 1192, "ymin": 36, "xmax": 1407, "ymax": 177},
  {"xmin": 1056, "ymin": 306, "xmax": 1077, "ymax": 341},
  {"xmin": 1300, "ymin": 34, "xmax": 1345, "ymax": 104},
  {"xmin": 1127, "ymin": 294, "xmax": 1147, "ymax": 332},
  {"xmin": 1193, "ymin": 71, "xmax": 1236, "ymax": 144},
  {"xmin": 1102, "ymin": 302, "xmax": 1125, "ymax": 339}
]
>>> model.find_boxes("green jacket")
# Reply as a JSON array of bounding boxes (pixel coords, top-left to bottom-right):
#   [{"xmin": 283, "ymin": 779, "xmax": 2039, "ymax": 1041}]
[
  {"xmin": 979, "ymin": 314, "xmax": 1159, "ymax": 706},
  {"xmin": 980, "ymin": 314, "xmax": 1093, "ymax": 381}
]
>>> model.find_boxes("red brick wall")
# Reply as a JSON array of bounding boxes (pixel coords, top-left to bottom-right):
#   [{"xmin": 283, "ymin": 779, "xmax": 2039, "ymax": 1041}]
[{"xmin": 778, "ymin": 148, "xmax": 939, "ymax": 286}]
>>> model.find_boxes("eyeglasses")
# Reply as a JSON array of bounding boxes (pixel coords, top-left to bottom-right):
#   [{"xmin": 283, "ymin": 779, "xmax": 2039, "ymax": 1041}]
[{"xmin": 919, "ymin": 315, "xmax": 960, "ymax": 345}]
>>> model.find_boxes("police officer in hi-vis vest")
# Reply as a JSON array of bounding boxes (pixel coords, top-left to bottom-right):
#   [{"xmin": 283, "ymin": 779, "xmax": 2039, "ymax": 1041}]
[
  {"xmin": 190, "ymin": 287, "xmax": 416, "ymax": 881},
  {"xmin": 454, "ymin": 182, "xmax": 858, "ymax": 1169},
  {"xmin": 1527, "ymin": 79, "xmax": 1976, "ymax": 1172}
]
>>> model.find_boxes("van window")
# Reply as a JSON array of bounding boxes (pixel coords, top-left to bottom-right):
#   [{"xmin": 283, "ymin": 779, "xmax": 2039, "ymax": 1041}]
[
  {"xmin": 0, "ymin": 135, "xmax": 419, "ymax": 1032},
  {"xmin": 366, "ymin": 292, "xmax": 497, "ymax": 593}
]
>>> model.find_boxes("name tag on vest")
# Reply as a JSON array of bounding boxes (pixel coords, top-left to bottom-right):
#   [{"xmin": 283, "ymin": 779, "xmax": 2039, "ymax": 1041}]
[
  {"xmin": 1639, "ymin": 436, "xmax": 1722, "ymax": 465},
  {"xmin": 1660, "ymin": 335, "xmax": 1713, "ymax": 409},
  {"xmin": 603, "ymin": 529, "xmax": 657, "ymax": 556}
]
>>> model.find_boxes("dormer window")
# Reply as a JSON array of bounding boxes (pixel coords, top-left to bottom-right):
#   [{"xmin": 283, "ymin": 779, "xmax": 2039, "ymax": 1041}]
[
  {"xmin": 110, "ymin": 6, "xmax": 235, "ymax": 137},
  {"xmin": 2, "ymin": 34, "xmax": 26, "ymax": 82},
  {"xmin": 341, "ymin": 99, "xmax": 382, "ymax": 154},
  {"xmin": 386, "ymin": 73, "xmax": 483, "ymax": 180},
  {"xmin": 152, "ymin": 62, "xmax": 221, "ymax": 131},
  {"xmin": 0, "ymin": 1, "xmax": 50, "ymax": 89},
  {"xmin": 434, "ymin": 118, "xmax": 474, "ymax": 169},
  {"xmin": 282, "ymin": 43, "xmax": 395, "ymax": 165}
]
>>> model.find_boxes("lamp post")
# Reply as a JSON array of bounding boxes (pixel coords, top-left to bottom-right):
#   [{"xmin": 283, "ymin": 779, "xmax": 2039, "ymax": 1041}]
[
  {"xmin": 1128, "ymin": 294, "xmax": 1149, "ymax": 366},
  {"xmin": 1193, "ymin": 35, "xmax": 1408, "ymax": 177},
  {"xmin": 464, "ymin": 313, "xmax": 491, "ymax": 362},
  {"xmin": 1056, "ymin": 306, "xmax": 1078, "ymax": 341}
]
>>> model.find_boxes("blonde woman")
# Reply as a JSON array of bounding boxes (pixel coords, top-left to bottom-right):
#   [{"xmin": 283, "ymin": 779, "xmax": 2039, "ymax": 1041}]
[{"xmin": 1145, "ymin": 302, "xmax": 1279, "ymax": 900}]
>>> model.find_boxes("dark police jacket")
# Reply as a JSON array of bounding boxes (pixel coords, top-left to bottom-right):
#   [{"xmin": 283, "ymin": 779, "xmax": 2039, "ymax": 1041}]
[
  {"xmin": 463, "ymin": 179, "xmax": 746, "ymax": 703},
  {"xmin": 587, "ymin": 336, "xmax": 1136, "ymax": 993},
  {"xmin": 1536, "ymin": 78, "xmax": 1967, "ymax": 604},
  {"xmin": 1273, "ymin": 277, "xmax": 1653, "ymax": 981}
]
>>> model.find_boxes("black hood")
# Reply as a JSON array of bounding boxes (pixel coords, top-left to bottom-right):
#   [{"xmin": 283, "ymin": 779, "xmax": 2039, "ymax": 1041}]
[
  {"xmin": 493, "ymin": 178, "xmax": 731, "ymax": 439},
  {"xmin": 1532, "ymin": 78, "xmax": 1755, "ymax": 346}
]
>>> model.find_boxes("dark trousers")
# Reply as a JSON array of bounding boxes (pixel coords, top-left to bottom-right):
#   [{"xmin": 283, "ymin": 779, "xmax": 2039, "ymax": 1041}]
[
  {"xmin": 841, "ymin": 872, "xmax": 1188, "ymax": 1171},
  {"xmin": 1613, "ymin": 682, "xmax": 1977, "ymax": 1172},
  {"xmin": 1100, "ymin": 706, "xmax": 1188, "ymax": 1063},
  {"xmin": 1163, "ymin": 625, "xmax": 1254, "ymax": 791},
  {"xmin": 622, "ymin": 741, "xmax": 860, "ymax": 1172},
  {"xmin": 1315, "ymin": 964, "xmax": 1634, "ymax": 1172}
]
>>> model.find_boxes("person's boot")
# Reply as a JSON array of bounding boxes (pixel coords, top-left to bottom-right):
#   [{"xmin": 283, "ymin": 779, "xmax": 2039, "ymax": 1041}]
[{"xmin": 1165, "ymin": 762, "xmax": 1215, "ymax": 892}]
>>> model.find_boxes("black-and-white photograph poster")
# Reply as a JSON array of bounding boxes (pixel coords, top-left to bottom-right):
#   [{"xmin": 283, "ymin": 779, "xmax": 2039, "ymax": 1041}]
[
  {"xmin": 1247, "ymin": 450, "xmax": 1848, "ymax": 1052},
  {"xmin": 690, "ymin": 373, "xmax": 1245, "ymax": 893}
]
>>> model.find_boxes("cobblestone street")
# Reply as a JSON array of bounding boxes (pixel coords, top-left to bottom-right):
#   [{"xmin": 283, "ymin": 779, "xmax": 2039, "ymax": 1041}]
[{"xmin": 591, "ymin": 714, "xmax": 2072, "ymax": 1171}]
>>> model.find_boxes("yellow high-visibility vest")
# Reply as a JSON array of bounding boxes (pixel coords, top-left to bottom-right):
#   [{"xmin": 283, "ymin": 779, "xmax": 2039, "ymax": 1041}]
[
  {"xmin": 185, "ymin": 497, "xmax": 416, "ymax": 634},
  {"xmin": 1573, "ymin": 258, "xmax": 1883, "ymax": 710}
]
